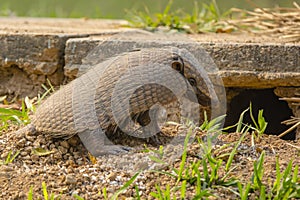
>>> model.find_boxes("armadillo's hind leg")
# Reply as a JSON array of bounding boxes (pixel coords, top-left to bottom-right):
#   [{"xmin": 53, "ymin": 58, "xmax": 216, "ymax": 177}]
[
  {"xmin": 15, "ymin": 123, "xmax": 37, "ymax": 136},
  {"xmin": 78, "ymin": 129, "xmax": 132, "ymax": 157},
  {"xmin": 92, "ymin": 145, "xmax": 132, "ymax": 156}
]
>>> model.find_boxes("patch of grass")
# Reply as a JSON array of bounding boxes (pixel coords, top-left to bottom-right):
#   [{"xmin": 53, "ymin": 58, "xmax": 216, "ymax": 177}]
[
  {"xmin": 111, "ymin": 172, "xmax": 140, "ymax": 199},
  {"xmin": 27, "ymin": 182, "xmax": 62, "ymax": 200},
  {"xmin": 199, "ymin": 111, "xmax": 226, "ymax": 134},
  {"xmin": 27, "ymin": 186, "xmax": 34, "ymax": 200},
  {"xmin": 142, "ymin": 107, "xmax": 298, "ymax": 199},
  {"xmin": 0, "ymin": 150, "xmax": 20, "ymax": 165},
  {"xmin": 270, "ymin": 158, "xmax": 300, "ymax": 199},
  {"xmin": 0, "ymin": 79, "xmax": 54, "ymax": 131},
  {"xmin": 73, "ymin": 194, "xmax": 85, "ymax": 200},
  {"xmin": 222, "ymin": 106, "xmax": 251, "ymax": 134},
  {"xmin": 42, "ymin": 182, "xmax": 56, "ymax": 200},
  {"xmin": 134, "ymin": 185, "xmax": 141, "ymax": 200},
  {"xmin": 127, "ymin": 0, "xmax": 232, "ymax": 33},
  {"xmin": 147, "ymin": 116, "xmax": 241, "ymax": 199},
  {"xmin": 100, "ymin": 172, "xmax": 140, "ymax": 200},
  {"xmin": 249, "ymin": 102, "xmax": 268, "ymax": 137},
  {"xmin": 0, "ymin": 97, "xmax": 33, "ymax": 131},
  {"xmin": 252, "ymin": 150, "xmax": 265, "ymax": 190},
  {"xmin": 222, "ymin": 103, "xmax": 268, "ymax": 146},
  {"xmin": 150, "ymin": 184, "xmax": 174, "ymax": 199},
  {"xmin": 38, "ymin": 79, "xmax": 55, "ymax": 105},
  {"xmin": 237, "ymin": 181, "xmax": 252, "ymax": 200},
  {"xmin": 250, "ymin": 152, "xmax": 300, "ymax": 199},
  {"xmin": 144, "ymin": 144, "xmax": 166, "ymax": 164},
  {"xmin": 176, "ymin": 125, "xmax": 193, "ymax": 183},
  {"xmin": 102, "ymin": 187, "xmax": 108, "ymax": 200}
]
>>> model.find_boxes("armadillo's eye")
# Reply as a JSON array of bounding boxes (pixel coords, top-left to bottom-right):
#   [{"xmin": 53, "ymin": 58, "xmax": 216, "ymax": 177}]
[{"xmin": 188, "ymin": 78, "xmax": 196, "ymax": 86}]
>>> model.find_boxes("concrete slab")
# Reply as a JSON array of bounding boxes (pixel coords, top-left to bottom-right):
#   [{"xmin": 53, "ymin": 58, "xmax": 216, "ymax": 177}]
[
  {"xmin": 64, "ymin": 35, "xmax": 300, "ymax": 88},
  {"xmin": 0, "ymin": 17, "xmax": 130, "ymax": 35}
]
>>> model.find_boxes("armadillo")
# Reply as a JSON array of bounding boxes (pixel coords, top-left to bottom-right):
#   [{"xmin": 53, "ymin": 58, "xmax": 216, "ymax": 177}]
[{"xmin": 19, "ymin": 47, "xmax": 214, "ymax": 156}]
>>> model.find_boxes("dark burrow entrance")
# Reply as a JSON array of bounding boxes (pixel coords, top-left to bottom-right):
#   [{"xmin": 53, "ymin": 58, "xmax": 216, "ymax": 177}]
[{"xmin": 224, "ymin": 88, "xmax": 296, "ymax": 140}]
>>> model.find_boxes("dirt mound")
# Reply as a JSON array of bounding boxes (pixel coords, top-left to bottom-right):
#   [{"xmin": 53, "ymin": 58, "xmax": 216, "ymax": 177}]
[{"xmin": 0, "ymin": 125, "xmax": 299, "ymax": 199}]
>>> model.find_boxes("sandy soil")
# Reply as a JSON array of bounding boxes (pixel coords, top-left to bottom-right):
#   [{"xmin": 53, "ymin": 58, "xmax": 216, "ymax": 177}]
[{"xmin": 0, "ymin": 121, "xmax": 299, "ymax": 199}]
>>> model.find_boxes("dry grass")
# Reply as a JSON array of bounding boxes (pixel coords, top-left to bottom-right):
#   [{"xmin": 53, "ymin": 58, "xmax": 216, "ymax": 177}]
[
  {"xmin": 279, "ymin": 93, "xmax": 300, "ymax": 138},
  {"xmin": 223, "ymin": 2, "xmax": 300, "ymax": 42}
]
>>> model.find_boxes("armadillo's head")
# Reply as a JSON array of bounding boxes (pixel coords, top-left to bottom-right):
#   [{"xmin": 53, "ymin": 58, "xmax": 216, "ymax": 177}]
[{"xmin": 170, "ymin": 48, "xmax": 216, "ymax": 107}]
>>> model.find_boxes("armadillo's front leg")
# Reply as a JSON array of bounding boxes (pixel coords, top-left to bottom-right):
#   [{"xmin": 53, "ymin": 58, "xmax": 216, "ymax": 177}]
[{"xmin": 78, "ymin": 128, "xmax": 132, "ymax": 156}]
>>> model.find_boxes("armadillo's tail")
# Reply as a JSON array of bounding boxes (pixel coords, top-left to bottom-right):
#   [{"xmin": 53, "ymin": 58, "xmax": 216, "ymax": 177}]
[{"xmin": 14, "ymin": 123, "xmax": 36, "ymax": 136}]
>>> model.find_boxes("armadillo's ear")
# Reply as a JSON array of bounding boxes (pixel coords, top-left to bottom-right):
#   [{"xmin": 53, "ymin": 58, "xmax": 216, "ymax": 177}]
[{"xmin": 171, "ymin": 57, "xmax": 184, "ymax": 75}]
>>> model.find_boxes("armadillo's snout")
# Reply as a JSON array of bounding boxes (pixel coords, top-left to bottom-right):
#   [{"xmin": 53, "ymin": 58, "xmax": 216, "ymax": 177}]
[{"xmin": 184, "ymin": 86, "xmax": 213, "ymax": 107}]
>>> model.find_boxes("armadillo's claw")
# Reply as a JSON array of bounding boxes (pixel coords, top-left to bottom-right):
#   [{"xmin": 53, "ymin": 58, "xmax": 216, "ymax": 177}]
[{"xmin": 92, "ymin": 145, "xmax": 132, "ymax": 157}]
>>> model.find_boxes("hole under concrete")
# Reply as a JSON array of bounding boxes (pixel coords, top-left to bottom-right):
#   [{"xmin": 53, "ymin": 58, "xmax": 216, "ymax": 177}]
[{"xmin": 224, "ymin": 88, "xmax": 295, "ymax": 140}]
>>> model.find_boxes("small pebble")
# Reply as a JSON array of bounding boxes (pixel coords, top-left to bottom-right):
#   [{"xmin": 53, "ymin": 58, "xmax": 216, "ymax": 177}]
[
  {"xmin": 20, "ymin": 151, "xmax": 28, "ymax": 156},
  {"xmin": 60, "ymin": 141, "xmax": 70, "ymax": 149},
  {"xmin": 0, "ymin": 165, "xmax": 14, "ymax": 172},
  {"xmin": 107, "ymin": 172, "xmax": 117, "ymax": 181},
  {"xmin": 58, "ymin": 146, "xmax": 68, "ymax": 154},
  {"xmin": 68, "ymin": 137, "xmax": 79, "ymax": 146},
  {"xmin": 16, "ymin": 138, "xmax": 26, "ymax": 148},
  {"xmin": 0, "ymin": 152, "xmax": 8, "ymax": 159},
  {"xmin": 65, "ymin": 174, "xmax": 77, "ymax": 184}
]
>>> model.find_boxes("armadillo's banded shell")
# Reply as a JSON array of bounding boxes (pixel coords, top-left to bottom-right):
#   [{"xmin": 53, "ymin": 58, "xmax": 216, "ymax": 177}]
[
  {"xmin": 93, "ymin": 48, "xmax": 189, "ymax": 132},
  {"xmin": 32, "ymin": 82, "xmax": 76, "ymax": 138},
  {"xmin": 31, "ymin": 47, "xmax": 207, "ymax": 143}
]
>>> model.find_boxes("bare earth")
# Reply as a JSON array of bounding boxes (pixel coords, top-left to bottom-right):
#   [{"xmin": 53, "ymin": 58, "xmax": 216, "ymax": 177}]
[{"xmin": 0, "ymin": 121, "xmax": 299, "ymax": 199}]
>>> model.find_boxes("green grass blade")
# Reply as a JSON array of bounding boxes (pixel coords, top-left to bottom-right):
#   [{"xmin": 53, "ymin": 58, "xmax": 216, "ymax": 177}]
[
  {"xmin": 0, "ymin": 107, "xmax": 23, "ymax": 116},
  {"xmin": 252, "ymin": 151, "xmax": 265, "ymax": 190},
  {"xmin": 258, "ymin": 110, "xmax": 268, "ymax": 134},
  {"xmin": 202, "ymin": 158, "xmax": 209, "ymax": 185},
  {"xmin": 273, "ymin": 157, "xmax": 282, "ymax": 194},
  {"xmin": 240, "ymin": 124, "xmax": 251, "ymax": 134},
  {"xmin": 165, "ymin": 184, "xmax": 171, "ymax": 200},
  {"xmin": 102, "ymin": 187, "xmax": 108, "ymax": 200},
  {"xmin": 259, "ymin": 185, "xmax": 266, "ymax": 200},
  {"xmin": 177, "ymin": 127, "xmax": 192, "ymax": 183},
  {"xmin": 151, "ymin": 169, "xmax": 177, "ymax": 179},
  {"xmin": 225, "ymin": 131, "xmax": 247, "ymax": 171},
  {"xmin": 195, "ymin": 170, "xmax": 202, "ymax": 195},
  {"xmin": 9, "ymin": 150, "xmax": 20, "ymax": 163},
  {"xmin": 111, "ymin": 171, "xmax": 140, "ymax": 200},
  {"xmin": 148, "ymin": 155, "xmax": 166, "ymax": 164},
  {"xmin": 282, "ymin": 161, "xmax": 292, "ymax": 181},
  {"xmin": 42, "ymin": 182, "xmax": 49, "ymax": 200},
  {"xmin": 249, "ymin": 102, "xmax": 258, "ymax": 129},
  {"xmin": 292, "ymin": 165, "xmax": 298, "ymax": 182},
  {"xmin": 49, "ymin": 193, "xmax": 55, "ymax": 200},
  {"xmin": 180, "ymin": 180, "xmax": 186, "ymax": 199},
  {"xmin": 151, "ymin": 184, "xmax": 163, "ymax": 199},
  {"xmin": 73, "ymin": 194, "xmax": 85, "ymax": 200},
  {"xmin": 163, "ymin": 0, "xmax": 173, "ymax": 16},
  {"xmin": 236, "ymin": 107, "xmax": 249, "ymax": 133},
  {"xmin": 135, "ymin": 185, "xmax": 141, "ymax": 200},
  {"xmin": 27, "ymin": 186, "xmax": 34, "ymax": 200}
]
